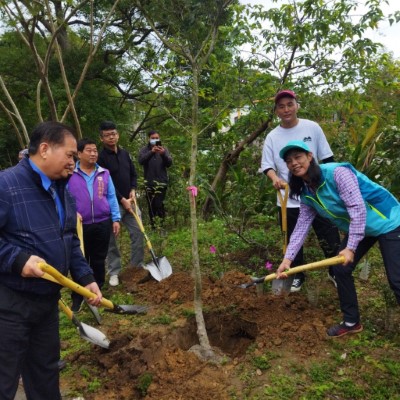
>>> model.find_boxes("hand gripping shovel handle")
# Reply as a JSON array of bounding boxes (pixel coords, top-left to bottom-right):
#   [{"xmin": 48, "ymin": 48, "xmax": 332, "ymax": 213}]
[
  {"xmin": 251, "ymin": 255, "xmax": 345, "ymax": 284},
  {"xmin": 40, "ymin": 264, "xmax": 148, "ymax": 315},
  {"xmin": 39, "ymin": 262, "xmax": 115, "ymax": 310}
]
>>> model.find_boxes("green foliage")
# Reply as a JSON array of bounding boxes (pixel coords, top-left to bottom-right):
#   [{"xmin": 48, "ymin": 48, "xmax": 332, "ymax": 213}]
[
  {"xmin": 251, "ymin": 356, "xmax": 270, "ymax": 371},
  {"xmin": 137, "ymin": 372, "xmax": 153, "ymax": 396},
  {"xmin": 308, "ymin": 362, "xmax": 333, "ymax": 383},
  {"xmin": 262, "ymin": 374, "xmax": 297, "ymax": 399},
  {"xmin": 87, "ymin": 378, "xmax": 102, "ymax": 393},
  {"xmin": 251, "ymin": 353, "xmax": 275, "ymax": 371},
  {"xmin": 150, "ymin": 314, "xmax": 174, "ymax": 325}
]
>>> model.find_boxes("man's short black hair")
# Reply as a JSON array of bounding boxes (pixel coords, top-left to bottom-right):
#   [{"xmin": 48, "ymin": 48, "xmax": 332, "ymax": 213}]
[
  {"xmin": 148, "ymin": 130, "xmax": 158, "ymax": 137},
  {"xmin": 99, "ymin": 121, "xmax": 116, "ymax": 132},
  {"xmin": 29, "ymin": 121, "xmax": 76, "ymax": 155},
  {"xmin": 77, "ymin": 138, "xmax": 97, "ymax": 152}
]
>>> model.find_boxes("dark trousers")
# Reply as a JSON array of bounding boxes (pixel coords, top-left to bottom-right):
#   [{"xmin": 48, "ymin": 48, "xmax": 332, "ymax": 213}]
[
  {"xmin": 279, "ymin": 207, "xmax": 341, "ymax": 268},
  {"xmin": 72, "ymin": 219, "xmax": 111, "ymax": 306},
  {"xmin": 333, "ymin": 225, "xmax": 400, "ymax": 323},
  {"xmin": 0, "ymin": 284, "xmax": 61, "ymax": 400},
  {"xmin": 145, "ymin": 185, "xmax": 167, "ymax": 228}
]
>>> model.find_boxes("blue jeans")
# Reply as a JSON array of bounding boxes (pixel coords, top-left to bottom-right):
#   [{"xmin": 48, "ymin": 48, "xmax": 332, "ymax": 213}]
[
  {"xmin": 107, "ymin": 205, "xmax": 144, "ymax": 276},
  {"xmin": 333, "ymin": 225, "xmax": 400, "ymax": 323}
]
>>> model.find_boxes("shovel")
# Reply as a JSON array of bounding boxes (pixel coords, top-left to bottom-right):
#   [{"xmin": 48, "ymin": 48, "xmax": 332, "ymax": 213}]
[
  {"xmin": 240, "ymin": 256, "xmax": 345, "ymax": 290},
  {"xmin": 76, "ymin": 217, "xmax": 102, "ymax": 325},
  {"xmin": 39, "ymin": 262, "xmax": 148, "ymax": 315},
  {"xmin": 128, "ymin": 198, "xmax": 172, "ymax": 282},
  {"xmin": 41, "ymin": 272, "xmax": 110, "ymax": 348},
  {"xmin": 271, "ymin": 184, "xmax": 290, "ymax": 294},
  {"xmin": 58, "ymin": 298, "xmax": 110, "ymax": 349}
]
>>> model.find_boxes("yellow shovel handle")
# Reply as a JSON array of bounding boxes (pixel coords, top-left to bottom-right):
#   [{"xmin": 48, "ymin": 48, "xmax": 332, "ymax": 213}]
[
  {"xmin": 264, "ymin": 255, "xmax": 345, "ymax": 282},
  {"xmin": 76, "ymin": 216, "xmax": 85, "ymax": 255},
  {"xmin": 38, "ymin": 262, "xmax": 114, "ymax": 310},
  {"xmin": 129, "ymin": 198, "xmax": 153, "ymax": 251},
  {"xmin": 58, "ymin": 298, "xmax": 73, "ymax": 320},
  {"xmin": 277, "ymin": 184, "xmax": 289, "ymax": 254}
]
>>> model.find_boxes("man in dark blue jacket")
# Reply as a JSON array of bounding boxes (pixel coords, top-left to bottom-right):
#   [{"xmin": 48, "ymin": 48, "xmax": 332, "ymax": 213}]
[{"xmin": 0, "ymin": 121, "xmax": 102, "ymax": 400}]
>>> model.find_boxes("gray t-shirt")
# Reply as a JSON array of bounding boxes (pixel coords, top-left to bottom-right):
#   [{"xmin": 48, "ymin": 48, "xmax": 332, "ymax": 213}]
[{"xmin": 261, "ymin": 118, "xmax": 333, "ymax": 208}]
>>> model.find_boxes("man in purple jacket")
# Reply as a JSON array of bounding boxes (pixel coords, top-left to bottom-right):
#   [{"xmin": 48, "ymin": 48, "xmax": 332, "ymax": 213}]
[{"xmin": 68, "ymin": 138, "xmax": 120, "ymax": 312}]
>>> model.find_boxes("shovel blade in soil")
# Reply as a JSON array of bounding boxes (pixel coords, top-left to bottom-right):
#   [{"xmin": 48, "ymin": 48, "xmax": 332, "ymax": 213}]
[
  {"xmin": 105, "ymin": 304, "xmax": 149, "ymax": 315},
  {"xmin": 78, "ymin": 321, "xmax": 110, "ymax": 349},
  {"xmin": 143, "ymin": 256, "xmax": 172, "ymax": 282},
  {"xmin": 271, "ymin": 276, "xmax": 294, "ymax": 295}
]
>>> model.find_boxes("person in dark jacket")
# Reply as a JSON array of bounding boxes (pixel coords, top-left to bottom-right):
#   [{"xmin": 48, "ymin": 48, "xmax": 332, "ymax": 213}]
[
  {"xmin": 138, "ymin": 130, "xmax": 173, "ymax": 228},
  {"xmin": 0, "ymin": 121, "xmax": 102, "ymax": 400},
  {"xmin": 97, "ymin": 121, "xmax": 144, "ymax": 286},
  {"xmin": 68, "ymin": 138, "xmax": 120, "ymax": 311}
]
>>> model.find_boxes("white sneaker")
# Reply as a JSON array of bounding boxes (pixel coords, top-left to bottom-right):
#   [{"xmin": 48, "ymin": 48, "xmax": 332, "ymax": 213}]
[{"xmin": 109, "ymin": 275, "xmax": 119, "ymax": 286}]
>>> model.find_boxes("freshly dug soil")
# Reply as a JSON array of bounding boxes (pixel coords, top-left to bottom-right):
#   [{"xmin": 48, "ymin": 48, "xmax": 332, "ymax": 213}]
[{"xmin": 64, "ymin": 267, "xmax": 340, "ymax": 399}]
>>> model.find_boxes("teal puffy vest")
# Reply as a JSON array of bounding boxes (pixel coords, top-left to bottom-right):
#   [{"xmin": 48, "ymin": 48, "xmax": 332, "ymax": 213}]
[{"xmin": 301, "ymin": 163, "xmax": 400, "ymax": 236}]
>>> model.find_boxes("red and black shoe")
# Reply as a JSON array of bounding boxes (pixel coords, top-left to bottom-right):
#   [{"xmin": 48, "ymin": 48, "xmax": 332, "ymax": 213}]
[{"xmin": 327, "ymin": 322, "xmax": 363, "ymax": 338}]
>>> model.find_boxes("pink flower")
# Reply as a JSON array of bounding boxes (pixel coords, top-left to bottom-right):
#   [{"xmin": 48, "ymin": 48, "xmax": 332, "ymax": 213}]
[
  {"xmin": 265, "ymin": 261, "xmax": 273, "ymax": 271},
  {"xmin": 209, "ymin": 245, "xmax": 216, "ymax": 254}
]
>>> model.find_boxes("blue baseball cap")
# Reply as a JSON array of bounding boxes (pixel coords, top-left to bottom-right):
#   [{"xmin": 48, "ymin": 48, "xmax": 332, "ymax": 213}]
[{"xmin": 279, "ymin": 140, "xmax": 310, "ymax": 159}]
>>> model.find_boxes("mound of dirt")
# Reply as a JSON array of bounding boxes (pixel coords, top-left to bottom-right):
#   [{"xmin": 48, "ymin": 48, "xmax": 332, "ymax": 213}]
[{"xmin": 66, "ymin": 268, "xmax": 339, "ymax": 399}]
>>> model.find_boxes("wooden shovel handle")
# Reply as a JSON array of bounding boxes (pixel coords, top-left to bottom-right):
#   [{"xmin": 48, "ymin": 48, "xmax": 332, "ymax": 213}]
[
  {"xmin": 76, "ymin": 216, "xmax": 85, "ymax": 255},
  {"xmin": 277, "ymin": 184, "xmax": 289, "ymax": 254},
  {"xmin": 38, "ymin": 262, "xmax": 114, "ymax": 310},
  {"xmin": 130, "ymin": 197, "xmax": 144, "ymax": 232},
  {"xmin": 58, "ymin": 298, "xmax": 73, "ymax": 320},
  {"xmin": 128, "ymin": 199, "xmax": 153, "ymax": 251},
  {"xmin": 264, "ymin": 255, "xmax": 345, "ymax": 283}
]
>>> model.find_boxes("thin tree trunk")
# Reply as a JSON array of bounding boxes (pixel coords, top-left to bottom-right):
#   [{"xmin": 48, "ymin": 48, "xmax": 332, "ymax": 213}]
[
  {"xmin": 202, "ymin": 114, "xmax": 274, "ymax": 217},
  {"xmin": 189, "ymin": 67, "xmax": 212, "ymax": 352}
]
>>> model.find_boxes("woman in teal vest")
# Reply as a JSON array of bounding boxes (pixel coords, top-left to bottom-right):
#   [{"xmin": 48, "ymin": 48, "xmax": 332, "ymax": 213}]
[{"xmin": 276, "ymin": 140, "xmax": 400, "ymax": 338}]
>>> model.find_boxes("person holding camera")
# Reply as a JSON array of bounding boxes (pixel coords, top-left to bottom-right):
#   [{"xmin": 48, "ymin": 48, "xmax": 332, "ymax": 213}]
[{"xmin": 138, "ymin": 130, "xmax": 172, "ymax": 229}]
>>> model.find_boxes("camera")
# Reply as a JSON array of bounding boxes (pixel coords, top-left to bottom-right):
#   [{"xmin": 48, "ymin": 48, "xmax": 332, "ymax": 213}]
[{"xmin": 155, "ymin": 140, "xmax": 162, "ymax": 146}]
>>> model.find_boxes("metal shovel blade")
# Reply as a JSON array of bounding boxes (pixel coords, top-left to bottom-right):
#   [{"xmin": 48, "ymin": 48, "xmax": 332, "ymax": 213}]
[
  {"xmin": 105, "ymin": 304, "xmax": 149, "ymax": 315},
  {"xmin": 74, "ymin": 317, "xmax": 110, "ymax": 349},
  {"xmin": 271, "ymin": 276, "xmax": 294, "ymax": 295},
  {"xmin": 143, "ymin": 256, "xmax": 172, "ymax": 282},
  {"xmin": 85, "ymin": 300, "xmax": 102, "ymax": 324}
]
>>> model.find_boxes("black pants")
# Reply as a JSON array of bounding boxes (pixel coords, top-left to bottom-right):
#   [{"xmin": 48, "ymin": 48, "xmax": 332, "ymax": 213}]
[
  {"xmin": 279, "ymin": 207, "xmax": 341, "ymax": 274},
  {"xmin": 333, "ymin": 225, "xmax": 400, "ymax": 323},
  {"xmin": 145, "ymin": 185, "xmax": 167, "ymax": 228},
  {"xmin": 72, "ymin": 219, "xmax": 111, "ymax": 306},
  {"xmin": 0, "ymin": 284, "xmax": 61, "ymax": 400}
]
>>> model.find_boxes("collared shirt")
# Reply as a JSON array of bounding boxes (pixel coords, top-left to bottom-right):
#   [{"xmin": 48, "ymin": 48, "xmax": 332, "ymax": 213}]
[
  {"xmin": 285, "ymin": 167, "xmax": 366, "ymax": 260},
  {"xmin": 29, "ymin": 159, "xmax": 65, "ymax": 228}
]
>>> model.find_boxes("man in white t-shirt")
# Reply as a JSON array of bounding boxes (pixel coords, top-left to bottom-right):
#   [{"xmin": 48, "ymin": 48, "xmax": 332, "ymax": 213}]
[{"xmin": 261, "ymin": 90, "xmax": 341, "ymax": 291}]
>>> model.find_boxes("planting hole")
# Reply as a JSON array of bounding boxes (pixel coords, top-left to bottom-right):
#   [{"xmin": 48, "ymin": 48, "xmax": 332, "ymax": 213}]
[{"xmin": 174, "ymin": 312, "xmax": 258, "ymax": 358}]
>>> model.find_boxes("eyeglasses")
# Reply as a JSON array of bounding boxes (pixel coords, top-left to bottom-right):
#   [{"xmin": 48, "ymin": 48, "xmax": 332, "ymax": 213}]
[{"xmin": 102, "ymin": 132, "xmax": 118, "ymax": 138}]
